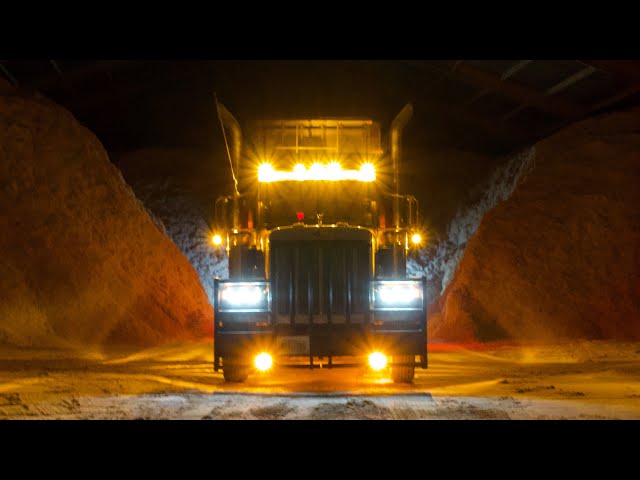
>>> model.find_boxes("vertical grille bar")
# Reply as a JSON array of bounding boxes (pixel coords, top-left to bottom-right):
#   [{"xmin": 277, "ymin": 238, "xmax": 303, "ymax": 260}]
[
  {"xmin": 272, "ymin": 238, "xmax": 370, "ymax": 323},
  {"xmin": 289, "ymin": 270, "xmax": 294, "ymax": 324},
  {"xmin": 346, "ymin": 265, "xmax": 351, "ymax": 324},
  {"xmin": 307, "ymin": 269, "xmax": 313, "ymax": 324},
  {"xmin": 328, "ymin": 250, "xmax": 333, "ymax": 325}
]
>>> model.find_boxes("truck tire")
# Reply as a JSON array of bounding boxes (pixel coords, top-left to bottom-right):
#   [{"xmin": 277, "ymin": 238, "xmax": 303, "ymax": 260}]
[
  {"xmin": 222, "ymin": 358, "xmax": 249, "ymax": 383},
  {"xmin": 391, "ymin": 355, "xmax": 415, "ymax": 384}
]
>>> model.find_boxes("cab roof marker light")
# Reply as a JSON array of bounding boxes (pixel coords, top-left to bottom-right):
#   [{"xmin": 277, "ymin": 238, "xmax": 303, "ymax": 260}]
[{"xmin": 257, "ymin": 162, "xmax": 376, "ymax": 182}]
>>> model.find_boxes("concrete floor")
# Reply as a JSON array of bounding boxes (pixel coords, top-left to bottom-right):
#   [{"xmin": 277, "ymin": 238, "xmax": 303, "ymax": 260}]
[{"xmin": 1, "ymin": 341, "xmax": 639, "ymax": 419}]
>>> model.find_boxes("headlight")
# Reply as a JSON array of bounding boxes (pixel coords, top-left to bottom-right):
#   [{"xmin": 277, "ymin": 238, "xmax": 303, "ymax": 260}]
[
  {"xmin": 370, "ymin": 280, "xmax": 423, "ymax": 311},
  {"xmin": 217, "ymin": 281, "xmax": 270, "ymax": 312}
]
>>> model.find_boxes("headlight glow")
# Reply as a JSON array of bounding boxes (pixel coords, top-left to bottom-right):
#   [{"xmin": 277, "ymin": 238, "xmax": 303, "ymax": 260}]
[
  {"xmin": 378, "ymin": 284, "xmax": 420, "ymax": 303},
  {"xmin": 212, "ymin": 234, "xmax": 223, "ymax": 246},
  {"xmin": 221, "ymin": 286, "xmax": 262, "ymax": 305},
  {"xmin": 371, "ymin": 280, "xmax": 423, "ymax": 311},
  {"xmin": 218, "ymin": 282, "xmax": 270, "ymax": 312}
]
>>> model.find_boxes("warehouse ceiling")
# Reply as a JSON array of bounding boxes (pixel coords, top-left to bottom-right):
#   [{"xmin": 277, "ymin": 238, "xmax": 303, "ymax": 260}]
[{"xmin": 1, "ymin": 60, "xmax": 639, "ymax": 155}]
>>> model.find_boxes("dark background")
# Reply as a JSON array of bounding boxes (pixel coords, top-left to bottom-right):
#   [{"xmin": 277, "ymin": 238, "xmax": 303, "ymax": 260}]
[{"xmin": 3, "ymin": 59, "xmax": 639, "ymax": 235}]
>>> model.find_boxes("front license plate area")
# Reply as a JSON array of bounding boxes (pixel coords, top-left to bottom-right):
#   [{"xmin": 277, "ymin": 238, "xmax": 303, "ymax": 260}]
[{"xmin": 278, "ymin": 336, "xmax": 310, "ymax": 355}]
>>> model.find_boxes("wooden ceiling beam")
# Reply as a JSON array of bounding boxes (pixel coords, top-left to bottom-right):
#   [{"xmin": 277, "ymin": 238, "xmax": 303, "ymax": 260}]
[
  {"xmin": 445, "ymin": 60, "xmax": 583, "ymax": 118},
  {"xmin": 580, "ymin": 60, "xmax": 640, "ymax": 84},
  {"xmin": 23, "ymin": 60, "xmax": 132, "ymax": 92}
]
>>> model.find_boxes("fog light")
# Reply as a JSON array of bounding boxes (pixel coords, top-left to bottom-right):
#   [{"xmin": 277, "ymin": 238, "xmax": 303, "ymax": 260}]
[
  {"xmin": 254, "ymin": 352, "xmax": 273, "ymax": 372},
  {"xmin": 368, "ymin": 352, "xmax": 388, "ymax": 371},
  {"xmin": 212, "ymin": 234, "xmax": 222, "ymax": 246},
  {"xmin": 411, "ymin": 233, "xmax": 421, "ymax": 245}
]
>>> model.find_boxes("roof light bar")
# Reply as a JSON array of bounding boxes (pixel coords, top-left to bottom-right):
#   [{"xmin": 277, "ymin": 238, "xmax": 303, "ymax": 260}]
[{"xmin": 258, "ymin": 162, "xmax": 376, "ymax": 183}]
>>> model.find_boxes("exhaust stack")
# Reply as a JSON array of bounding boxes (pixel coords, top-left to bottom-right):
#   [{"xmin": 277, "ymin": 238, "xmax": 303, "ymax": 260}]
[
  {"xmin": 390, "ymin": 103, "xmax": 413, "ymax": 227},
  {"xmin": 216, "ymin": 100, "xmax": 243, "ymax": 229},
  {"xmin": 216, "ymin": 101, "xmax": 242, "ymax": 183}
]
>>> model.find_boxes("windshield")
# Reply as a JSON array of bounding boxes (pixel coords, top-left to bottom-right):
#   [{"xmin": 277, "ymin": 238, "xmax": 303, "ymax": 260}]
[{"xmin": 258, "ymin": 181, "xmax": 377, "ymax": 229}]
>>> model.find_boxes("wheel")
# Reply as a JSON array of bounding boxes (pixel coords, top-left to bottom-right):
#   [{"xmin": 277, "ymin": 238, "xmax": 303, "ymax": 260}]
[
  {"xmin": 391, "ymin": 355, "xmax": 415, "ymax": 384},
  {"xmin": 222, "ymin": 358, "xmax": 249, "ymax": 383}
]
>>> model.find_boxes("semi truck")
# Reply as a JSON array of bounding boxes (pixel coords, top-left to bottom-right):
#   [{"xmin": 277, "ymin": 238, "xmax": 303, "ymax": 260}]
[{"xmin": 212, "ymin": 101, "xmax": 426, "ymax": 383}]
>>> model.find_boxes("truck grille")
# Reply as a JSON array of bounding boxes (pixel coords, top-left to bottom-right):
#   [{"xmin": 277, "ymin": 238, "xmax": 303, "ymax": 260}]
[{"xmin": 270, "ymin": 239, "xmax": 371, "ymax": 324}]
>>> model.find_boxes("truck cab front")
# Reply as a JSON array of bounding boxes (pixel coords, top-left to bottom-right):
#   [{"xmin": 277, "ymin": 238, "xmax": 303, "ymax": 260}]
[{"xmin": 212, "ymin": 105, "xmax": 426, "ymax": 383}]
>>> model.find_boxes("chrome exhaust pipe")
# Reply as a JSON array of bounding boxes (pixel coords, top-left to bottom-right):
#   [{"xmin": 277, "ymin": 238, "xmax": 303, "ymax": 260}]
[{"xmin": 390, "ymin": 103, "xmax": 413, "ymax": 227}]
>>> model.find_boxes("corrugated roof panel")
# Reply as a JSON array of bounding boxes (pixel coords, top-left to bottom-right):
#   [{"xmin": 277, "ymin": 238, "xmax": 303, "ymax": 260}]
[
  {"xmin": 3, "ymin": 61, "xmax": 55, "ymax": 83},
  {"xmin": 57, "ymin": 61, "xmax": 89, "ymax": 71},
  {"xmin": 467, "ymin": 91, "xmax": 522, "ymax": 117},
  {"xmin": 429, "ymin": 76, "xmax": 480, "ymax": 105},
  {"xmin": 559, "ymin": 70, "xmax": 626, "ymax": 107},
  {"xmin": 510, "ymin": 60, "xmax": 586, "ymax": 91},
  {"xmin": 508, "ymin": 105, "xmax": 561, "ymax": 134},
  {"xmin": 465, "ymin": 60, "xmax": 523, "ymax": 76}
]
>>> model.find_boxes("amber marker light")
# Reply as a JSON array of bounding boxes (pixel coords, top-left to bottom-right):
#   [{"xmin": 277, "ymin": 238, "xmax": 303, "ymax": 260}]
[
  {"xmin": 257, "ymin": 161, "xmax": 376, "ymax": 182},
  {"xmin": 368, "ymin": 352, "xmax": 388, "ymax": 371},
  {"xmin": 254, "ymin": 352, "xmax": 273, "ymax": 372},
  {"xmin": 258, "ymin": 163, "xmax": 277, "ymax": 182}
]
